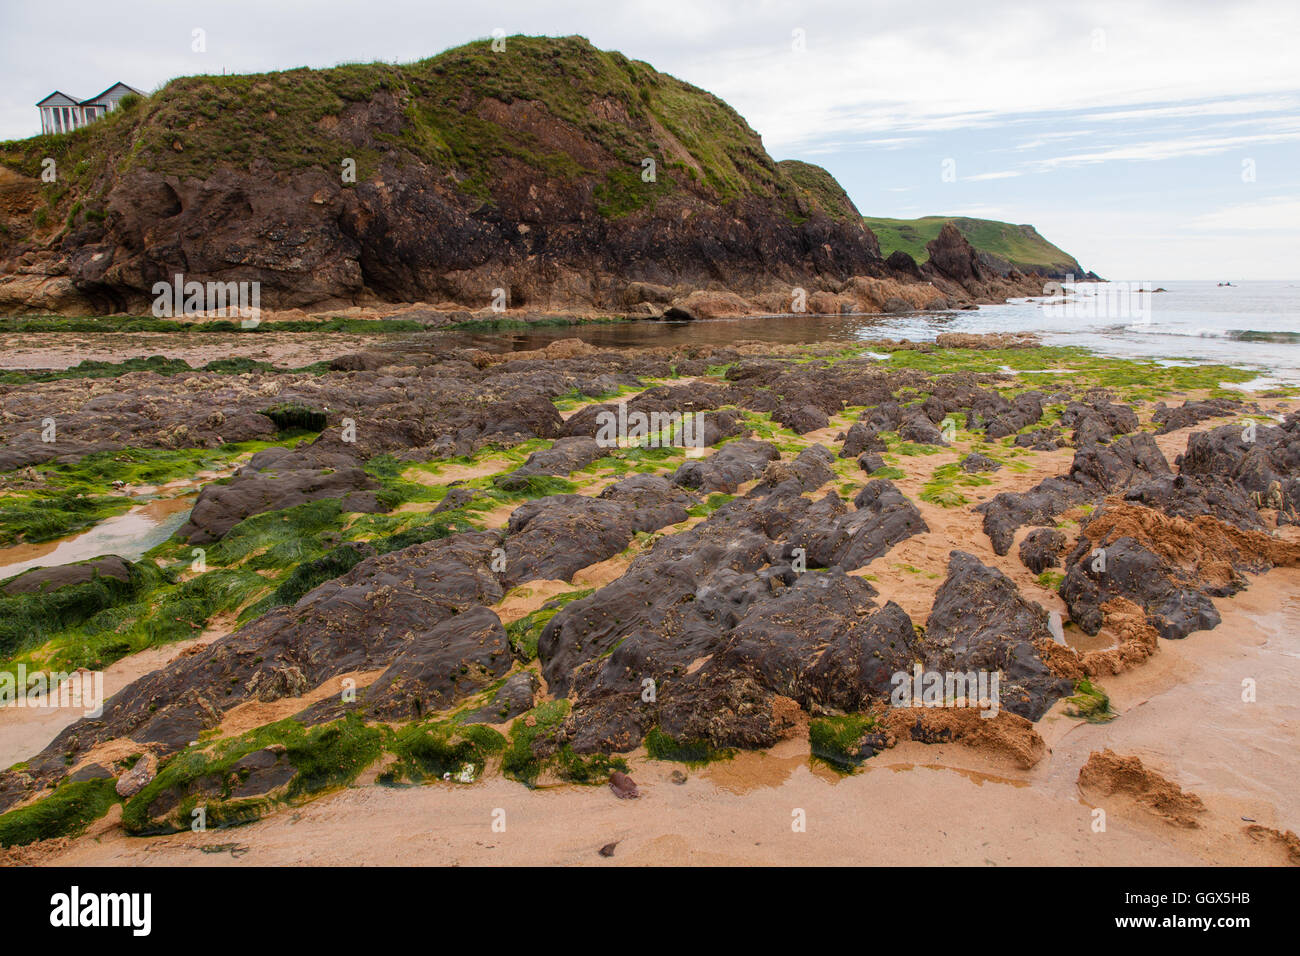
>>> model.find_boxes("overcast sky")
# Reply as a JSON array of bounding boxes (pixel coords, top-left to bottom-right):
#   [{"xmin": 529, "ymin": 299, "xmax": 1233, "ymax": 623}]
[{"xmin": 2, "ymin": 0, "xmax": 1297, "ymax": 278}]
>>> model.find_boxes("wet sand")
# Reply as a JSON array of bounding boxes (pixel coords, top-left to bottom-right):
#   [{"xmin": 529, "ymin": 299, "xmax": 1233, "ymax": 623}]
[
  {"xmin": 0, "ymin": 624, "xmax": 229, "ymax": 771},
  {"xmin": 0, "ymin": 331, "xmax": 388, "ymax": 371}
]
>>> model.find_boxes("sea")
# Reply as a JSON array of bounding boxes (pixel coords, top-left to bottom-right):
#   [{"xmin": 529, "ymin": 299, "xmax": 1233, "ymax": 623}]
[{"xmin": 435, "ymin": 279, "xmax": 1300, "ymax": 387}]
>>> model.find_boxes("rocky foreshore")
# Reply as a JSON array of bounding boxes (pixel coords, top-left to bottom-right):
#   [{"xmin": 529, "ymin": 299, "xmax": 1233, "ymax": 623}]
[{"xmin": 0, "ymin": 329, "xmax": 1296, "ymax": 857}]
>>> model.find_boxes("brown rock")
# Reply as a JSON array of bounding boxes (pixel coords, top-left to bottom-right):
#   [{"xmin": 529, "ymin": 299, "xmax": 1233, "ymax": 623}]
[
  {"xmin": 115, "ymin": 752, "xmax": 158, "ymax": 799},
  {"xmin": 608, "ymin": 771, "xmax": 639, "ymax": 799}
]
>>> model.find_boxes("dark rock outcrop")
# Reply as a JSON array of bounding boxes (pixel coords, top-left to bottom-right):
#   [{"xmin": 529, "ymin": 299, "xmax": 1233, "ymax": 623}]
[
  {"xmin": 959, "ymin": 452, "xmax": 1001, "ymax": 473},
  {"xmin": 976, "ymin": 433, "xmax": 1170, "ymax": 554},
  {"xmin": 925, "ymin": 552, "xmax": 1072, "ymax": 720},
  {"xmin": 671, "ymin": 438, "xmax": 780, "ymax": 493},
  {"xmin": 179, "ymin": 444, "xmax": 384, "ymax": 544},
  {"xmin": 1019, "ymin": 528, "xmax": 1067, "ymax": 574}
]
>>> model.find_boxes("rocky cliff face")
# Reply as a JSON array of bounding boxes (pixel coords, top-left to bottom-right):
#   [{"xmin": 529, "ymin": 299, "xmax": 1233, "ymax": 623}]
[{"xmin": 0, "ymin": 36, "xmax": 1038, "ymax": 316}]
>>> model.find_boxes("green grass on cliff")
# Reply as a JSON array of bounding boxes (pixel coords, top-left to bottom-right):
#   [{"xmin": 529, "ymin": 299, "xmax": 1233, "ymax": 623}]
[
  {"xmin": 778, "ymin": 159, "xmax": 862, "ymax": 224},
  {"xmin": 862, "ymin": 215, "xmax": 1081, "ymax": 274},
  {"xmin": 0, "ymin": 35, "xmax": 812, "ymax": 233}
]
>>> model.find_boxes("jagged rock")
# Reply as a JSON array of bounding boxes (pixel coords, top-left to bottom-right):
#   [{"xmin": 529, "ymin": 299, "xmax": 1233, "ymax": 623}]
[
  {"xmin": 1181, "ymin": 419, "xmax": 1300, "ymax": 519},
  {"xmin": 503, "ymin": 495, "xmax": 638, "ymax": 587},
  {"xmin": 1152, "ymin": 399, "xmax": 1242, "ymax": 434},
  {"xmin": 857, "ymin": 451, "xmax": 887, "ymax": 473},
  {"xmin": 2, "ymin": 555, "xmax": 133, "ymax": 594},
  {"xmin": 924, "ymin": 551, "xmax": 1072, "ymax": 720},
  {"xmin": 358, "ymin": 606, "xmax": 512, "ymax": 721},
  {"xmin": 921, "ymin": 395, "xmax": 948, "ymax": 423},
  {"xmin": 596, "ymin": 473, "xmax": 696, "ymax": 532},
  {"xmin": 494, "ymin": 437, "xmax": 604, "ymax": 489},
  {"xmin": 705, "ymin": 573, "xmax": 889, "ymax": 706},
  {"xmin": 1019, "ymin": 528, "xmax": 1067, "ymax": 574},
  {"xmin": 859, "ymin": 401, "xmax": 902, "ymax": 432},
  {"xmin": 11, "ymin": 531, "xmax": 509, "ymax": 795},
  {"xmin": 1070, "ymin": 432, "xmax": 1171, "ymax": 491},
  {"xmin": 1062, "ymin": 399, "xmax": 1139, "ymax": 444},
  {"xmin": 959, "ymin": 452, "xmax": 1001, "ymax": 473},
  {"xmin": 671, "ymin": 438, "xmax": 780, "ymax": 492},
  {"xmin": 924, "ymin": 223, "xmax": 982, "ymax": 284},
  {"xmin": 179, "ymin": 443, "xmax": 384, "ymax": 543},
  {"xmin": 840, "ymin": 421, "xmax": 886, "ymax": 458},
  {"xmin": 463, "ymin": 670, "xmax": 540, "ymax": 724},
  {"xmin": 751, "ymin": 444, "xmax": 836, "ymax": 497},
  {"xmin": 540, "ymin": 470, "xmax": 928, "ymax": 753},
  {"xmin": 1123, "ymin": 473, "xmax": 1265, "ymax": 531},
  {"xmin": 886, "ymin": 249, "xmax": 922, "ymax": 277},
  {"xmin": 775, "ymin": 403, "xmax": 830, "ymax": 434},
  {"xmin": 115, "ymin": 753, "xmax": 158, "ymax": 798},
  {"xmin": 1014, "ymin": 426, "xmax": 1066, "ymax": 450},
  {"xmin": 984, "ymin": 392, "xmax": 1044, "ymax": 440},
  {"xmin": 797, "ymin": 480, "xmax": 929, "ymax": 571},
  {"xmin": 1055, "ymin": 503, "xmax": 1300, "ymax": 641},
  {"xmin": 1061, "ymin": 534, "xmax": 1221, "ymax": 640},
  {"xmin": 899, "ymin": 409, "xmax": 946, "ymax": 445},
  {"xmin": 977, "ymin": 433, "xmax": 1170, "ymax": 554}
]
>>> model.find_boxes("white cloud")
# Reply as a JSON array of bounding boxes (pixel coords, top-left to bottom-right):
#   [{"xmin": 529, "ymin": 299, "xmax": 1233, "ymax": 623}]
[
  {"xmin": 1026, "ymin": 128, "xmax": 1300, "ymax": 170},
  {"xmin": 1188, "ymin": 198, "xmax": 1300, "ymax": 232}
]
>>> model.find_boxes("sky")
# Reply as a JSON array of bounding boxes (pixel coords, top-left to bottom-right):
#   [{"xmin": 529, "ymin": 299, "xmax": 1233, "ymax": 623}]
[{"xmin": 1, "ymin": 0, "xmax": 1297, "ymax": 279}]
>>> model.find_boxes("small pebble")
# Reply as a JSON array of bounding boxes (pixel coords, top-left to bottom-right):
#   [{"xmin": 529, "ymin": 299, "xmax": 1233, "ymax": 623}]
[{"xmin": 609, "ymin": 770, "xmax": 639, "ymax": 799}]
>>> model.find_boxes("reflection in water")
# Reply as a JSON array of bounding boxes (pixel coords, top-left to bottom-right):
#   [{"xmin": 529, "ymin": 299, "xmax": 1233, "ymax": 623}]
[
  {"xmin": 882, "ymin": 762, "xmax": 1030, "ymax": 788},
  {"xmin": 409, "ymin": 313, "xmax": 945, "ymax": 354},
  {"xmin": 1065, "ymin": 627, "xmax": 1117, "ymax": 655},
  {"xmin": 0, "ymin": 494, "xmax": 195, "ymax": 580},
  {"xmin": 701, "ymin": 749, "xmax": 843, "ymax": 794}
]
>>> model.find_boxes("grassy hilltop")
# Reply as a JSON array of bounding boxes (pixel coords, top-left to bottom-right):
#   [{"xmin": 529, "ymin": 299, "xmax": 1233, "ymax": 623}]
[
  {"xmin": 862, "ymin": 216, "xmax": 1085, "ymax": 277},
  {"xmin": 0, "ymin": 34, "xmax": 1081, "ymax": 311},
  {"xmin": 0, "ymin": 35, "xmax": 849, "ymax": 228}
]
